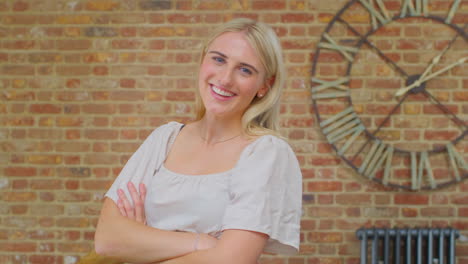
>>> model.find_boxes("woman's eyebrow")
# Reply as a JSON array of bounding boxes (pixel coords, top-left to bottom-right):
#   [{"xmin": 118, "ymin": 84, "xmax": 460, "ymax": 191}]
[{"xmin": 208, "ymin": 50, "xmax": 259, "ymax": 73}]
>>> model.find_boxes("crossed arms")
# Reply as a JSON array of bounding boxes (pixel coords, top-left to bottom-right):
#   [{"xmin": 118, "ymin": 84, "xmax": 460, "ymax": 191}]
[{"xmin": 94, "ymin": 182, "xmax": 268, "ymax": 264}]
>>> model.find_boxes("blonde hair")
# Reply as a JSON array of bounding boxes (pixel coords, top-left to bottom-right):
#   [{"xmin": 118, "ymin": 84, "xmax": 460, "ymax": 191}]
[{"xmin": 195, "ymin": 18, "xmax": 285, "ymax": 136}]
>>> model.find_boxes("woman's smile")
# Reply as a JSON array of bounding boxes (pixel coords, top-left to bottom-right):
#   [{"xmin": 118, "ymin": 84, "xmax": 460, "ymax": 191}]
[{"xmin": 210, "ymin": 84, "xmax": 237, "ymax": 100}]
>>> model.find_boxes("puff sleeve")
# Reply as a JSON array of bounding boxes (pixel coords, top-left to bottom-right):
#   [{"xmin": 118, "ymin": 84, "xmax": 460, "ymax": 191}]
[
  {"xmin": 221, "ymin": 136, "xmax": 303, "ymax": 255},
  {"xmin": 105, "ymin": 122, "xmax": 183, "ymax": 204}
]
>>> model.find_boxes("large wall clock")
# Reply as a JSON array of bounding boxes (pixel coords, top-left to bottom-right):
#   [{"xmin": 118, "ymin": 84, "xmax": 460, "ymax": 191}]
[{"xmin": 311, "ymin": 0, "xmax": 467, "ymax": 190}]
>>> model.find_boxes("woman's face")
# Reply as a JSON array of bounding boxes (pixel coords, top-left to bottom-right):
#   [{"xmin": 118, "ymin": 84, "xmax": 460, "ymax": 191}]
[{"xmin": 198, "ymin": 31, "xmax": 268, "ymax": 120}]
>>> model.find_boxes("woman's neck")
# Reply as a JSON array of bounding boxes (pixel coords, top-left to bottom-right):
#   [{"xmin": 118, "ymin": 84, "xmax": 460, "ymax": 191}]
[{"xmin": 196, "ymin": 115, "xmax": 244, "ymax": 146}]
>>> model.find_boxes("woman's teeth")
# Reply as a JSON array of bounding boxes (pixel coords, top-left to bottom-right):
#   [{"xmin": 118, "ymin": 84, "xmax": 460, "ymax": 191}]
[{"xmin": 212, "ymin": 86, "xmax": 235, "ymax": 97}]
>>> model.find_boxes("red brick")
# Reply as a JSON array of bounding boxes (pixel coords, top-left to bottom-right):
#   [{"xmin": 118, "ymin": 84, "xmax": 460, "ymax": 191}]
[
  {"xmin": 317, "ymin": 194, "xmax": 333, "ymax": 205},
  {"xmin": 395, "ymin": 194, "xmax": 429, "ymax": 205},
  {"xmin": 29, "ymin": 255, "xmax": 63, "ymax": 263},
  {"xmin": 56, "ymin": 15, "xmax": 93, "ymax": 24},
  {"xmin": 424, "ymin": 130, "xmax": 459, "ymax": 140},
  {"xmin": 168, "ymin": 14, "xmax": 201, "ymax": 23},
  {"xmin": 111, "ymin": 91, "xmax": 145, "ymax": 101},
  {"xmin": 308, "ymin": 207, "xmax": 342, "ymax": 218},
  {"xmin": 452, "ymin": 195, "xmax": 468, "ymax": 205},
  {"xmin": 460, "ymin": 208, "xmax": 468, "ymax": 217},
  {"xmin": 281, "ymin": 13, "xmax": 314, "ymax": 23},
  {"xmin": 11, "ymin": 205, "xmax": 28, "ymax": 214},
  {"xmin": 82, "ymin": 180, "xmax": 112, "ymax": 190},
  {"xmin": 252, "ymin": 0, "xmax": 286, "ymax": 9},
  {"xmin": 2, "ymin": 65, "xmax": 35, "ymax": 75},
  {"xmin": 31, "ymin": 180, "xmax": 62, "ymax": 190},
  {"xmin": 57, "ymin": 65, "xmax": 91, "ymax": 76},
  {"xmin": 120, "ymin": 78, "xmax": 136, "ymax": 88},
  {"xmin": 27, "ymin": 155, "xmax": 62, "ymax": 164},
  {"xmin": 84, "ymin": 153, "xmax": 118, "ymax": 165},
  {"xmin": 56, "ymin": 218, "xmax": 89, "ymax": 228},
  {"xmin": 13, "ymin": 1, "xmax": 29, "ymax": 11},
  {"xmin": 421, "ymin": 207, "xmax": 455, "ymax": 217},
  {"xmin": 0, "ymin": 242, "xmax": 36, "ymax": 252},
  {"xmin": 85, "ymin": 1, "xmax": 120, "ymax": 11},
  {"xmin": 65, "ymin": 180, "xmax": 80, "ymax": 190},
  {"xmin": 337, "ymin": 194, "xmax": 371, "ymax": 205},
  {"xmin": 85, "ymin": 129, "xmax": 118, "ymax": 140},
  {"xmin": 29, "ymin": 104, "xmax": 62, "ymax": 114},
  {"xmin": 112, "ymin": 39, "xmax": 144, "ymax": 49},
  {"xmin": 307, "ymin": 181, "xmax": 342, "ymax": 192},
  {"xmin": 5, "ymin": 167, "xmax": 36, "ymax": 177},
  {"xmin": 93, "ymin": 66, "xmax": 108, "ymax": 75},
  {"xmin": 57, "ymin": 40, "xmax": 91, "ymax": 50},
  {"xmin": 3, "ymin": 15, "xmax": 37, "ymax": 24},
  {"xmin": 308, "ymin": 232, "xmax": 342, "ymax": 243},
  {"xmin": 308, "ymin": 156, "xmax": 340, "ymax": 166},
  {"xmin": 3, "ymin": 192, "xmax": 37, "ymax": 202},
  {"xmin": 166, "ymin": 91, "xmax": 195, "ymax": 101}
]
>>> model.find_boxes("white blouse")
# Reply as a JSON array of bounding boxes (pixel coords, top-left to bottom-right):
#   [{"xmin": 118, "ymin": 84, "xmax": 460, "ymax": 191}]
[{"xmin": 105, "ymin": 122, "xmax": 303, "ymax": 255}]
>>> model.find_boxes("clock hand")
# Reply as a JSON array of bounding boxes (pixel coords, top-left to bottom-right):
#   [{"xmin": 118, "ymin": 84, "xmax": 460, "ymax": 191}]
[
  {"xmin": 395, "ymin": 23, "xmax": 467, "ymax": 98},
  {"xmin": 395, "ymin": 56, "xmax": 467, "ymax": 97},
  {"xmin": 420, "ymin": 23, "xmax": 466, "ymax": 81},
  {"xmin": 419, "ymin": 45, "xmax": 450, "ymax": 81}
]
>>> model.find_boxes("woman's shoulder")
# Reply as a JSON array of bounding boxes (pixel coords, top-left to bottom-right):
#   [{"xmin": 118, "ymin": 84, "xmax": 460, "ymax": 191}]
[
  {"xmin": 148, "ymin": 121, "xmax": 184, "ymax": 137},
  {"xmin": 238, "ymin": 134, "xmax": 295, "ymax": 163}
]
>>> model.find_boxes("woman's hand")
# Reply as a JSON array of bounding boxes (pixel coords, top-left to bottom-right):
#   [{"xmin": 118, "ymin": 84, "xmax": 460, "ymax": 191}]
[{"xmin": 117, "ymin": 182, "xmax": 147, "ymax": 225}]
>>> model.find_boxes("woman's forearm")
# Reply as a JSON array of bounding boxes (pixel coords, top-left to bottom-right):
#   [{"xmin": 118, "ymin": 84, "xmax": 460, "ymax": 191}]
[
  {"xmin": 157, "ymin": 229, "xmax": 267, "ymax": 264},
  {"xmin": 95, "ymin": 198, "xmax": 208, "ymax": 263}
]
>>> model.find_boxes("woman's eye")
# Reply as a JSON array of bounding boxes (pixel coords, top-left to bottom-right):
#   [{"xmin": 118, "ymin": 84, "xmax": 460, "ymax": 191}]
[
  {"xmin": 212, "ymin": 57, "xmax": 224, "ymax": 64},
  {"xmin": 240, "ymin": 67, "xmax": 252, "ymax": 75}
]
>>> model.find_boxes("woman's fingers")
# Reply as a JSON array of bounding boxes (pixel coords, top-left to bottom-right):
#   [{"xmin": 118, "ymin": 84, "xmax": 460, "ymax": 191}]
[
  {"xmin": 118, "ymin": 188, "xmax": 135, "ymax": 220},
  {"xmin": 116, "ymin": 183, "xmax": 147, "ymax": 224},
  {"xmin": 139, "ymin": 183, "xmax": 147, "ymax": 201},
  {"xmin": 139, "ymin": 183, "xmax": 147, "ymax": 224},
  {"xmin": 117, "ymin": 198, "xmax": 127, "ymax": 217},
  {"xmin": 127, "ymin": 182, "xmax": 145, "ymax": 224}
]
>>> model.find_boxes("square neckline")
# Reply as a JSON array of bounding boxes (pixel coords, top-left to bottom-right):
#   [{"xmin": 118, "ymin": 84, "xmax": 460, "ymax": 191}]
[{"xmin": 162, "ymin": 122, "xmax": 270, "ymax": 177}]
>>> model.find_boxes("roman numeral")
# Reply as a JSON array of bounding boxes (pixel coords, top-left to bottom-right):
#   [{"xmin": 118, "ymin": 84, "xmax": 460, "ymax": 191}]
[
  {"xmin": 400, "ymin": 0, "xmax": 429, "ymax": 17},
  {"xmin": 359, "ymin": 0, "xmax": 391, "ymax": 30},
  {"xmin": 311, "ymin": 77, "xmax": 350, "ymax": 99},
  {"xmin": 359, "ymin": 140, "xmax": 394, "ymax": 180},
  {"xmin": 446, "ymin": 142, "xmax": 467, "ymax": 181},
  {"xmin": 319, "ymin": 107, "xmax": 366, "ymax": 155},
  {"xmin": 318, "ymin": 33, "xmax": 359, "ymax": 62},
  {"xmin": 446, "ymin": 0, "xmax": 461, "ymax": 24},
  {"xmin": 410, "ymin": 151, "xmax": 436, "ymax": 190}
]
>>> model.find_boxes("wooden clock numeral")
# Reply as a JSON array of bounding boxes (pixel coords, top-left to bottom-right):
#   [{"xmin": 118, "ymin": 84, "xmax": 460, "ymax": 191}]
[
  {"xmin": 447, "ymin": 142, "xmax": 468, "ymax": 181},
  {"xmin": 317, "ymin": 33, "xmax": 359, "ymax": 62},
  {"xmin": 359, "ymin": 140, "xmax": 394, "ymax": 181},
  {"xmin": 358, "ymin": 0, "xmax": 390, "ymax": 30},
  {"xmin": 319, "ymin": 107, "xmax": 367, "ymax": 157},
  {"xmin": 400, "ymin": 0, "xmax": 429, "ymax": 17},
  {"xmin": 446, "ymin": 0, "xmax": 461, "ymax": 24},
  {"xmin": 410, "ymin": 151, "xmax": 436, "ymax": 190},
  {"xmin": 311, "ymin": 77, "xmax": 350, "ymax": 99}
]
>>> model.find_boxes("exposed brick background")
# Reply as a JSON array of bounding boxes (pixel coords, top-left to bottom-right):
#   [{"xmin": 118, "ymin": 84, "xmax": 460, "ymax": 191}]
[{"xmin": 0, "ymin": 0, "xmax": 467, "ymax": 263}]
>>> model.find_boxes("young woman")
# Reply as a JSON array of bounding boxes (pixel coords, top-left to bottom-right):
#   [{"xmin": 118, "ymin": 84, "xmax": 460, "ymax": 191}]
[{"xmin": 94, "ymin": 18, "xmax": 303, "ymax": 264}]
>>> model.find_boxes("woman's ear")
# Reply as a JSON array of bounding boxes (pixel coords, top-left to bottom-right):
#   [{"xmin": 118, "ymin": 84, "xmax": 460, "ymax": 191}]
[{"xmin": 257, "ymin": 75, "xmax": 275, "ymax": 98}]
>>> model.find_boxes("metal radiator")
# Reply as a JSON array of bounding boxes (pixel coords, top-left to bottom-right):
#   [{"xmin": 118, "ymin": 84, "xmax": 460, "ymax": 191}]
[{"xmin": 356, "ymin": 228, "xmax": 460, "ymax": 264}]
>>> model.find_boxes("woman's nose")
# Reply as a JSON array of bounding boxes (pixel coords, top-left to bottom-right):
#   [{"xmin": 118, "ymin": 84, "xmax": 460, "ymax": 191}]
[{"xmin": 218, "ymin": 67, "xmax": 233, "ymax": 87}]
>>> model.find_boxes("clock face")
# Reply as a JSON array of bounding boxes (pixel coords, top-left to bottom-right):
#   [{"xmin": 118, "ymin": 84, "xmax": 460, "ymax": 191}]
[{"xmin": 311, "ymin": 0, "xmax": 467, "ymax": 190}]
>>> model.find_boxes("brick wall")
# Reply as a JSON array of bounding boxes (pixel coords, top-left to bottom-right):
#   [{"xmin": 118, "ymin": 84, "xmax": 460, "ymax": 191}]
[{"xmin": 0, "ymin": 0, "xmax": 467, "ymax": 263}]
